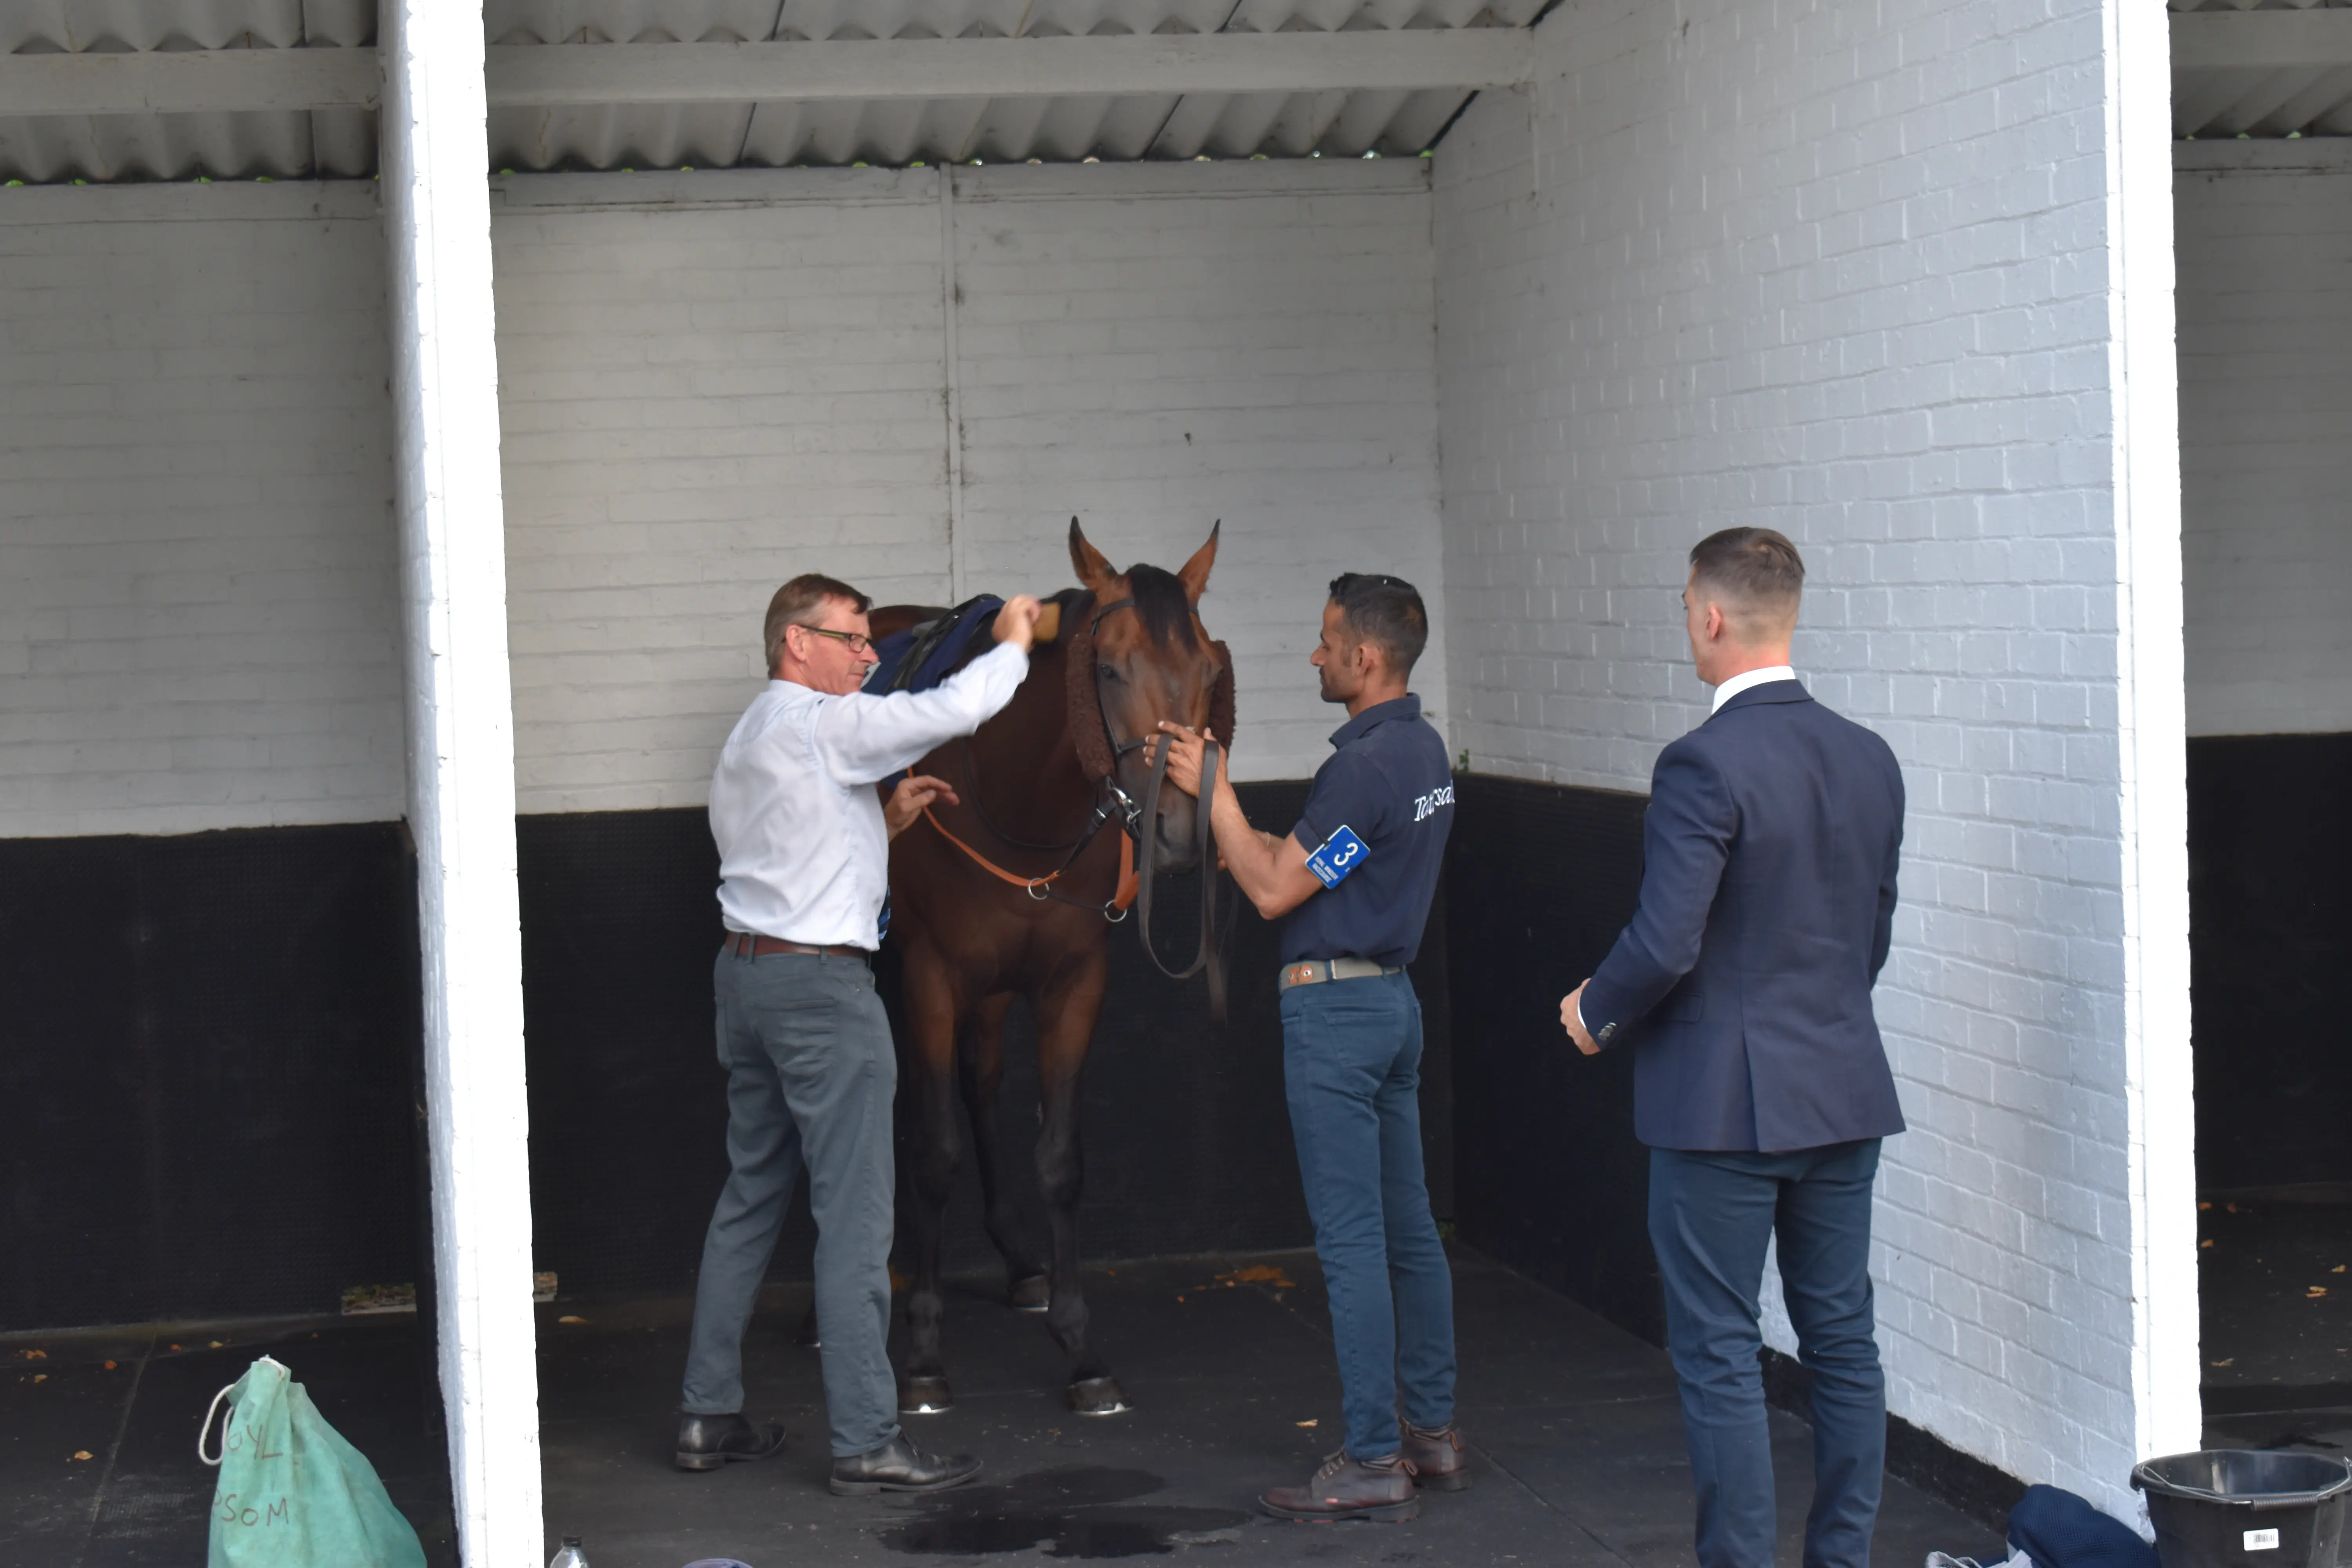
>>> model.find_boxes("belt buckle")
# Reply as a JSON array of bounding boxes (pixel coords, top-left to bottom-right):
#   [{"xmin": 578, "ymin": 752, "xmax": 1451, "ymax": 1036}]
[{"xmin": 1285, "ymin": 963, "xmax": 1320, "ymax": 989}]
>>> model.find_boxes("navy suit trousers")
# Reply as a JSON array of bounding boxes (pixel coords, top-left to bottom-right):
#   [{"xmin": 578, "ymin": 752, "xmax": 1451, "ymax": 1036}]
[{"xmin": 1649, "ymin": 1140, "xmax": 1885, "ymax": 1568}]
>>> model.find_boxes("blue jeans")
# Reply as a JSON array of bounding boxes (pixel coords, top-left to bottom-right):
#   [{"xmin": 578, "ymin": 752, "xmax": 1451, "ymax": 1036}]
[
  {"xmin": 1649, "ymin": 1140, "xmax": 1886, "ymax": 1568},
  {"xmin": 1280, "ymin": 970, "xmax": 1457, "ymax": 1460},
  {"xmin": 682, "ymin": 949, "xmax": 901, "ymax": 1458}
]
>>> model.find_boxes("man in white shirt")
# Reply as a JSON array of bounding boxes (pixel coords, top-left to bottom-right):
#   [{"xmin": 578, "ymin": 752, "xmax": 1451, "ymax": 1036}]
[{"xmin": 677, "ymin": 573, "xmax": 1043, "ymax": 1495}]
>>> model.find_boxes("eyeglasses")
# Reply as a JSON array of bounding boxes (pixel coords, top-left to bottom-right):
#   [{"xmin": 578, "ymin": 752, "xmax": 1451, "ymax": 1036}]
[{"xmin": 794, "ymin": 625, "xmax": 874, "ymax": 656}]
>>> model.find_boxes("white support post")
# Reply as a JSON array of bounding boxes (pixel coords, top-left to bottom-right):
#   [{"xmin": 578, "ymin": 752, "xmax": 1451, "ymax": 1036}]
[
  {"xmin": 940, "ymin": 168, "xmax": 967, "ymax": 604},
  {"xmin": 379, "ymin": 3, "xmax": 545, "ymax": 1563},
  {"xmin": 2107, "ymin": 0, "xmax": 2201, "ymax": 1472}
]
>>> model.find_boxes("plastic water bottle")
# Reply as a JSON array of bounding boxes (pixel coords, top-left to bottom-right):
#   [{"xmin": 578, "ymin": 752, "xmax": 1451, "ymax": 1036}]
[{"xmin": 548, "ymin": 1539, "xmax": 590, "ymax": 1568}]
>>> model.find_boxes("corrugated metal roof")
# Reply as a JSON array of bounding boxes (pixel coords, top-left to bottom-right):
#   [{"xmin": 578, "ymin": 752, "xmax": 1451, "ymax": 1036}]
[
  {"xmin": 0, "ymin": 0, "xmax": 374, "ymax": 180},
  {"xmin": 12, "ymin": 0, "xmax": 2348, "ymax": 185},
  {"xmin": 0, "ymin": 0, "xmax": 1535, "ymax": 182},
  {"xmin": 2172, "ymin": 0, "xmax": 2352, "ymax": 137}
]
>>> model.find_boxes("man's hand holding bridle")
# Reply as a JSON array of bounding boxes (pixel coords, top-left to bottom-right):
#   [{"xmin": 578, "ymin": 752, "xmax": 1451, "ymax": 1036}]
[
  {"xmin": 885, "ymin": 774, "xmax": 959, "ymax": 840},
  {"xmin": 1152, "ymin": 721, "xmax": 1225, "ymax": 800}
]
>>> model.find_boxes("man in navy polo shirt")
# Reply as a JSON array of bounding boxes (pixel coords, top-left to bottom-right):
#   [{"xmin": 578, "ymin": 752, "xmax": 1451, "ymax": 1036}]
[{"xmin": 1158, "ymin": 572, "xmax": 1462, "ymax": 1524}]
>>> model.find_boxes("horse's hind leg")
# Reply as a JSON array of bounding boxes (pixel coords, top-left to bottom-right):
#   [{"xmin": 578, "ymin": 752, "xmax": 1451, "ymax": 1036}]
[
  {"xmin": 1031, "ymin": 946, "xmax": 1125, "ymax": 1414},
  {"xmin": 898, "ymin": 942, "xmax": 963, "ymax": 1414},
  {"xmin": 958, "ymin": 994, "xmax": 1050, "ymax": 1311}
]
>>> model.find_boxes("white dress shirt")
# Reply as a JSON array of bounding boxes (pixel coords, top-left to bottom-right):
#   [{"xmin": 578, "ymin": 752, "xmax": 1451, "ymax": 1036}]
[
  {"xmin": 1710, "ymin": 664, "xmax": 1796, "ymax": 713},
  {"xmin": 1575, "ymin": 664, "xmax": 1800, "ymax": 1033},
  {"xmin": 710, "ymin": 640, "xmax": 1030, "ymax": 948}
]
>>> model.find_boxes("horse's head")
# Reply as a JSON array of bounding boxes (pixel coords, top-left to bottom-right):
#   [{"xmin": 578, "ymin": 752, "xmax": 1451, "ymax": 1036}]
[{"xmin": 1069, "ymin": 517, "xmax": 1228, "ymax": 875}]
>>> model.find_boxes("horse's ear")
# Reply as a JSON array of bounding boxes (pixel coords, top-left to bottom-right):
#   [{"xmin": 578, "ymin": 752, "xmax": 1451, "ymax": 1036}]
[
  {"xmin": 1175, "ymin": 520, "xmax": 1220, "ymax": 604},
  {"xmin": 1068, "ymin": 517, "xmax": 1116, "ymax": 592}
]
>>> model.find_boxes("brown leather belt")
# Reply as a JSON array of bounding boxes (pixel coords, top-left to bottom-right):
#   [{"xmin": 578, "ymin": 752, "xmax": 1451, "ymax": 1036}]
[{"xmin": 723, "ymin": 932, "xmax": 869, "ymax": 960}]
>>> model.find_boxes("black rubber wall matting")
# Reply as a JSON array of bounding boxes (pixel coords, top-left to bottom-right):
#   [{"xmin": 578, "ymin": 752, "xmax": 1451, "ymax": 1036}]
[
  {"xmin": 1443, "ymin": 774, "xmax": 1660, "ymax": 1344},
  {"xmin": 2189, "ymin": 733, "xmax": 2352, "ymax": 1191},
  {"xmin": 517, "ymin": 784, "xmax": 1456, "ymax": 1298},
  {"xmin": 0, "ymin": 824, "xmax": 424, "ymax": 1333}
]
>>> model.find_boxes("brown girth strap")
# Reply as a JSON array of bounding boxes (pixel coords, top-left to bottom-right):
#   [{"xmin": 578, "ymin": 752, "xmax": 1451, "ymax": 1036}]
[{"xmin": 922, "ymin": 804, "xmax": 1139, "ymax": 913}]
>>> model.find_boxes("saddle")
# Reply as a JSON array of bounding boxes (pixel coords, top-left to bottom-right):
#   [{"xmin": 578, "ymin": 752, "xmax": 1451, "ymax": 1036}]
[{"xmin": 865, "ymin": 596, "xmax": 1004, "ymax": 696}]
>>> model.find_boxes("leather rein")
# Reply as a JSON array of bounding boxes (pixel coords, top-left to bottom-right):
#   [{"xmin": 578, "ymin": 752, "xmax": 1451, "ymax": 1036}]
[{"xmin": 916, "ymin": 591, "xmax": 1230, "ymax": 1021}]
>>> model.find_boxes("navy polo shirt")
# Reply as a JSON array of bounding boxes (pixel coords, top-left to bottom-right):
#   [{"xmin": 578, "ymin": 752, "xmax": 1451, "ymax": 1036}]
[{"xmin": 1280, "ymin": 695, "xmax": 1455, "ymax": 968}]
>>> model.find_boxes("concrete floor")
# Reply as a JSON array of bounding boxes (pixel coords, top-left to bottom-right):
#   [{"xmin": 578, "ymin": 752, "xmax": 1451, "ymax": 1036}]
[
  {"xmin": 2200, "ymin": 1192, "xmax": 2352, "ymax": 1453},
  {"xmin": 5, "ymin": 1247, "xmax": 2005, "ymax": 1568}
]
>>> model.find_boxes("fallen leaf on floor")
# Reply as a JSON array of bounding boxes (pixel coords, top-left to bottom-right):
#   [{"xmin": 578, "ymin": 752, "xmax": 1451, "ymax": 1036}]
[
  {"xmin": 558, "ymin": 1315, "xmax": 586, "ymax": 1325},
  {"xmin": 1175, "ymin": 1295, "xmax": 1185, "ymax": 1303},
  {"xmin": 70, "ymin": 1451, "xmax": 91, "ymax": 1462},
  {"xmin": 2310, "ymin": 1288, "xmax": 2329, "ymax": 1299},
  {"xmin": 2228, "ymin": 1202, "xmax": 2242, "ymax": 1213},
  {"xmin": 889, "ymin": 1265, "xmax": 909, "ymax": 1292},
  {"xmin": 102, "ymin": 1361, "xmax": 115, "ymax": 1370},
  {"xmin": 2335, "ymin": 1266, "xmax": 2345, "ymax": 1274},
  {"xmin": 168, "ymin": 1345, "xmax": 182, "ymax": 1352},
  {"xmin": 32, "ymin": 1374, "xmax": 46, "ymax": 1383},
  {"xmin": 208, "ymin": 1340, "xmax": 224, "ymax": 1349},
  {"xmin": 20, "ymin": 1350, "xmax": 45, "ymax": 1360},
  {"xmin": 1217, "ymin": 1265, "xmax": 1299, "ymax": 1290},
  {"xmin": 2212, "ymin": 1358, "xmax": 2235, "ymax": 1367},
  {"xmin": 2201, "ymin": 1240, "xmax": 2216, "ymax": 1249},
  {"xmin": 2199, "ymin": 1201, "xmax": 2213, "ymax": 1210},
  {"xmin": 1296, "ymin": 1419, "xmax": 1318, "ymax": 1427}
]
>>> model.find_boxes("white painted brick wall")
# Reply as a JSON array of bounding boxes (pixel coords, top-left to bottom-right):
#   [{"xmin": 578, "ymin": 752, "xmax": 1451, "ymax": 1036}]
[
  {"xmin": 491, "ymin": 170, "xmax": 953, "ymax": 814},
  {"xmin": 953, "ymin": 161, "xmax": 1446, "ymax": 786},
  {"xmin": 0, "ymin": 182, "xmax": 402, "ymax": 838},
  {"xmin": 1436, "ymin": 0, "xmax": 2157, "ymax": 1512},
  {"xmin": 491, "ymin": 160, "xmax": 1442, "ymax": 811},
  {"xmin": 2176, "ymin": 140, "xmax": 2352, "ymax": 739}
]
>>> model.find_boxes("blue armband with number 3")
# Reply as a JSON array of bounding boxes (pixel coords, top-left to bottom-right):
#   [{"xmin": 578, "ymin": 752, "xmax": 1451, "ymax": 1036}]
[{"xmin": 1304, "ymin": 824, "xmax": 1370, "ymax": 889}]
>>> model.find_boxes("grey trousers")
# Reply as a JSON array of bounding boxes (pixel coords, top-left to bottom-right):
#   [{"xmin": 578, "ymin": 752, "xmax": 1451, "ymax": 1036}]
[{"xmin": 681, "ymin": 947, "xmax": 901, "ymax": 1458}]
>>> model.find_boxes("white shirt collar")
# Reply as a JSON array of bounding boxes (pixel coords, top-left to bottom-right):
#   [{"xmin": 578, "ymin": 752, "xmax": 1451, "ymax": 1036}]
[{"xmin": 1710, "ymin": 664, "xmax": 1796, "ymax": 713}]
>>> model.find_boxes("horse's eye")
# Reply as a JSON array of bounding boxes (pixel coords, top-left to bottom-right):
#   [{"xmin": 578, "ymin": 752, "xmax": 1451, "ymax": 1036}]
[{"xmin": 1097, "ymin": 664, "xmax": 1120, "ymax": 682}]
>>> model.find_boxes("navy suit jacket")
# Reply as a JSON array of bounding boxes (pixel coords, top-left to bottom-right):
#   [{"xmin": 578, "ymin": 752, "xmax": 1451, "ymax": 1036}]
[{"xmin": 1580, "ymin": 679, "xmax": 1906, "ymax": 1153}]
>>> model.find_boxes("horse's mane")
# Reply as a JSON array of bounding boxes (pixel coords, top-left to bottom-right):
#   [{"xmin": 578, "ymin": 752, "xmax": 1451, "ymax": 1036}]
[{"xmin": 1123, "ymin": 565, "xmax": 1200, "ymax": 650}]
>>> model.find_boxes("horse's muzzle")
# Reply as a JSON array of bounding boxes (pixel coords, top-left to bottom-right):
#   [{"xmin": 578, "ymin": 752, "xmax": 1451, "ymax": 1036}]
[{"xmin": 1149, "ymin": 797, "xmax": 1204, "ymax": 873}]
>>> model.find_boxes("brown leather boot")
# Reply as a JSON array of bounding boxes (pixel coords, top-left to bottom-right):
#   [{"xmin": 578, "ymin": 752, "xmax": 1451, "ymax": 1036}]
[
  {"xmin": 1258, "ymin": 1450, "xmax": 1421, "ymax": 1523},
  {"xmin": 1399, "ymin": 1420, "xmax": 1471, "ymax": 1491}
]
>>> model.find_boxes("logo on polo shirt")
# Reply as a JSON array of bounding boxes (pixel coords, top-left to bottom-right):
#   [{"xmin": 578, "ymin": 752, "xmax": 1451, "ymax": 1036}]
[{"xmin": 1413, "ymin": 785, "xmax": 1455, "ymax": 823}]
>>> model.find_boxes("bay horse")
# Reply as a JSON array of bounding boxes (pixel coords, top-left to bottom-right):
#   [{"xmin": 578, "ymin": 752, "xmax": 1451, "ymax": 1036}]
[{"xmin": 873, "ymin": 519, "xmax": 1231, "ymax": 1416}]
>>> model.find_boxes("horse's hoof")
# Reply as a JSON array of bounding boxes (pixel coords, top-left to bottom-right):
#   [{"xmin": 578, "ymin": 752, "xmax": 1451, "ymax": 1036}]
[
  {"xmin": 899, "ymin": 1376, "xmax": 954, "ymax": 1415},
  {"xmin": 1010, "ymin": 1275, "xmax": 1051, "ymax": 1313},
  {"xmin": 1067, "ymin": 1376, "xmax": 1129, "ymax": 1416}
]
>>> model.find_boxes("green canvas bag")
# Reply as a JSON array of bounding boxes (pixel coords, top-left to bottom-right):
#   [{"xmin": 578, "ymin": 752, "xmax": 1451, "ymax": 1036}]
[{"xmin": 200, "ymin": 1356, "xmax": 428, "ymax": 1568}]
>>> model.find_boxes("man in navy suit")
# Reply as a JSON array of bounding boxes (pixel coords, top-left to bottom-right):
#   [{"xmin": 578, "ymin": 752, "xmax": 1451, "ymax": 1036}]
[{"xmin": 1560, "ymin": 527, "xmax": 1905, "ymax": 1568}]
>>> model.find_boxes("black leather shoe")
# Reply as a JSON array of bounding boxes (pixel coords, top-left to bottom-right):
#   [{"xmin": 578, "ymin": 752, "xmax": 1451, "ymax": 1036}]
[
  {"xmin": 674, "ymin": 1412, "xmax": 787, "ymax": 1472},
  {"xmin": 828, "ymin": 1433, "xmax": 983, "ymax": 1496}
]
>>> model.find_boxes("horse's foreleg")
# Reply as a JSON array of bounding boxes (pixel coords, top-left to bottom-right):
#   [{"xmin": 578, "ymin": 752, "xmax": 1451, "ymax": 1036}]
[
  {"xmin": 958, "ymin": 994, "xmax": 1049, "ymax": 1310},
  {"xmin": 898, "ymin": 944, "xmax": 963, "ymax": 1414},
  {"xmin": 1031, "ymin": 944, "xmax": 1125, "ymax": 1414}
]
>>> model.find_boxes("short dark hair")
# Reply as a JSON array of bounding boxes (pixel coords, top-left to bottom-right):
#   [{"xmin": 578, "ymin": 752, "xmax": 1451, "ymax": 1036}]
[
  {"xmin": 763, "ymin": 572, "xmax": 871, "ymax": 671},
  {"xmin": 1688, "ymin": 528, "xmax": 1804, "ymax": 616},
  {"xmin": 1328, "ymin": 572, "xmax": 1428, "ymax": 677}
]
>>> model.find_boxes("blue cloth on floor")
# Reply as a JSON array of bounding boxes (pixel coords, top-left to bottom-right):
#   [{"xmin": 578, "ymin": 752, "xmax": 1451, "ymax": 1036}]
[
  {"xmin": 864, "ymin": 596, "xmax": 1002, "ymax": 695},
  {"xmin": 2010, "ymin": 1483, "xmax": 2158, "ymax": 1568}
]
